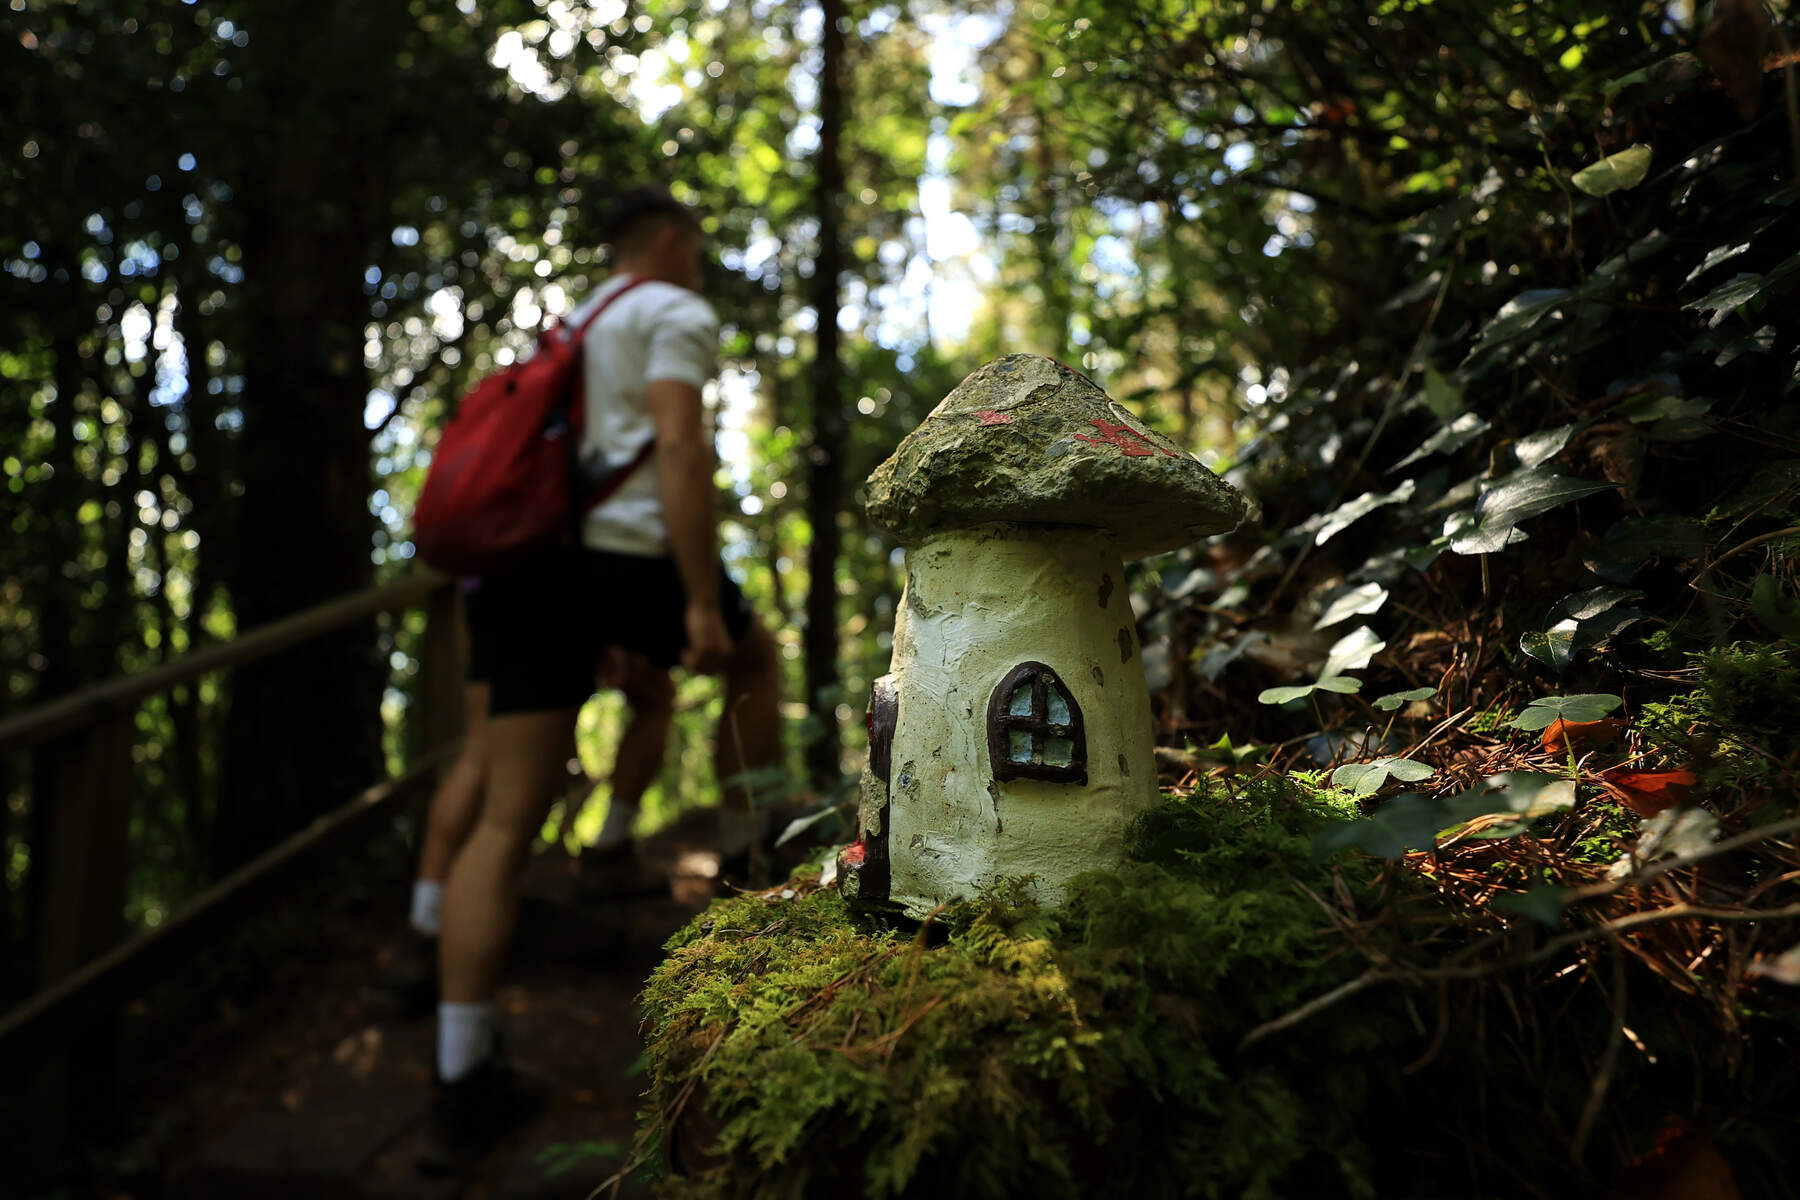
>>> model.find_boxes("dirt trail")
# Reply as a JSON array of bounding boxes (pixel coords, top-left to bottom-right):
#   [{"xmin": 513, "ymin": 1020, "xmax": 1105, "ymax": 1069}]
[{"xmin": 120, "ymin": 815, "xmax": 731, "ymax": 1200}]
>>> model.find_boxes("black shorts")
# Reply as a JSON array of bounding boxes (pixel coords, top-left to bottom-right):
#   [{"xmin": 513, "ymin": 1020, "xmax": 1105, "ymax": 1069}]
[
  {"xmin": 464, "ymin": 580, "xmax": 500, "ymax": 684},
  {"xmin": 477, "ymin": 545, "xmax": 754, "ymax": 715}
]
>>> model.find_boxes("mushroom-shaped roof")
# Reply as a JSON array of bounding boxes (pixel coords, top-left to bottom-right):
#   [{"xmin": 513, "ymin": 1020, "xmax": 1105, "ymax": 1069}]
[{"xmin": 865, "ymin": 354, "xmax": 1252, "ymax": 557}]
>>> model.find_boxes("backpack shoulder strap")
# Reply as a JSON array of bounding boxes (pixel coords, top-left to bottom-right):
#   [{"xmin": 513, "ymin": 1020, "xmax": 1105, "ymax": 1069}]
[
  {"xmin": 568, "ymin": 275, "xmax": 662, "ymax": 513},
  {"xmin": 562, "ymin": 274, "xmax": 651, "ymax": 346}
]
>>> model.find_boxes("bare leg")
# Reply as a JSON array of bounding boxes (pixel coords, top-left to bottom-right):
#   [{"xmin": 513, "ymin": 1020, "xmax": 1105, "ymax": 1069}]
[
  {"xmin": 417, "ymin": 683, "xmax": 491, "ymax": 883},
  {"xmin": 438, "ymin": 707, "xmax": 578, "ymax": 1004},
  {"xmin": 716, "ymin": 616, "xmax": 782, "ymax": 813},
  {"xmin": 612, "ymin": 659, "xmax": 675, "ymax": 812}
]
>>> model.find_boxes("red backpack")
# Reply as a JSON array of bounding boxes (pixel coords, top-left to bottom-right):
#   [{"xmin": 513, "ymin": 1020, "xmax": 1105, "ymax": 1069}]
[{"xmin": 413, "ymin": 277, "xmax": 652, "ymax": 575}]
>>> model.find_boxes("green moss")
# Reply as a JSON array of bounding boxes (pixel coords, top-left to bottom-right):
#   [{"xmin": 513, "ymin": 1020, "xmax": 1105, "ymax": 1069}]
[
  {"xmin": 1639, "ymin": 641, "xmax": 1800, "ymax": 784},
  {"xmin": 637, "ymin": 779, "xmax": 1417, "ymax": 1200},
  {"xmin": 1696, "ymin": 642, "xmax": 1800, "ymax": 751}
]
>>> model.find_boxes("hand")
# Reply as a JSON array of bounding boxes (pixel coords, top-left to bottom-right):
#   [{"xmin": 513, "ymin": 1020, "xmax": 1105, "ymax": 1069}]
[
  {"xmin": 596, "ymin": 646, "xmax": 632, "ymax": 690},
  {"xmin": 682, "ymin": 604, "xmax": 733, "ymax": 675}
]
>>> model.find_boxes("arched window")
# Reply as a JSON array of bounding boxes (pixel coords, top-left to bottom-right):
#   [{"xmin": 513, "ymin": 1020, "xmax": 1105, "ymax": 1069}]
[{"xmin": 987, "ymin": 662, "xmax": 1087, "ymax": 785}]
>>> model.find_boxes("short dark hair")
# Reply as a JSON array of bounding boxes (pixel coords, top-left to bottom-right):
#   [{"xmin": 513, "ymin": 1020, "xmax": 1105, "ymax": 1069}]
[{"xmin": 601, "ymin": 186, "xmax": 700, "ymax": 248}]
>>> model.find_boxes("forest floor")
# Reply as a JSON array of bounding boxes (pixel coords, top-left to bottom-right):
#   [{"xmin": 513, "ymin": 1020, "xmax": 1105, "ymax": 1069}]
[{"xmin": 93, "ymin": 809, "xmax": 744, "ymax": 1200}]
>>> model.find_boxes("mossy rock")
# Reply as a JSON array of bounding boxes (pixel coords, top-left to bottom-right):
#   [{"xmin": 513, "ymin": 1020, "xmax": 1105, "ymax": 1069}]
[{"xmin": 636, "ymin": 782, "xmax": 1421, "ymax": 1200}]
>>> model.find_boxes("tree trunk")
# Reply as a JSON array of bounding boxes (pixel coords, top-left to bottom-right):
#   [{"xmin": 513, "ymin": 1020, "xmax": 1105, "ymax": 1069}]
[
  {"xmin": 25, "ymin": 278, "xmax": 91, "ymax": 992},
  {"xmin": 803, "ymin": 0, "xmax": 848, "ymax": 791},
  {"xmin": 213, "ymin": 8, "xmax": 393, "ymax": 869}
]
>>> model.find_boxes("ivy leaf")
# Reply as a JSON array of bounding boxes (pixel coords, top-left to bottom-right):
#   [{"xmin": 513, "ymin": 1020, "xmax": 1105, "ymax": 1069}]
[
  {"xmin": 1748, "ymin": 943, "xmax": 1800, "ymax": 986},
  {"xmin": 1490, "ymin": 884, "xmax": 1566, "ymax": 928},
  {"xmin": 1391, "ymin": 411, "xmax": 1489, "ymax": 471},
  {"xmin": 1583, "ymin": 516, "xmax": 1711, "ymax": 582},
  {"xmin": 1685, "ymin": 239, "xmax": 1753, "ymax": 285},
  {"xmin": 1570, "ymin": 143, "xmax": 1653, "ymax": 196},
  {"xmin": 1194, "ymin": 733, "xmax": 1266, "ymax": 765},
  {"xmin": 1197, "ymin": 631, "xmax": 1269, "ymax": 682},
  {"xmin": 1514, "ymin": 424, "xmax": 1577, "ymax": 469},
  {"xmin": 775, "ymin": 801, "xmax": 852, "ymax": 848},
  {"xmin": 1606, "ymin": 808, "xmax": 1720, "ymax": 879},
  {"xmin": 1373, "ymin": 686, "xmax": 1436, "ymax": 712},
  {"xmin": 1475, "ymin": 466, "xmax": 1621, "ymax": 529},
  {"xmin": 1315, "ymin": 478, "xmax": 1417, "ymax": 545},
  {"xmin": 1312, "ymin": 772, "xmax": 1573, "ymax": 859},
  {"xmin": 1322, "ymin": 625, "xmax": 1385, "ymax": 677},
  {"xmin": 1440, "ymin": 508, "xmax": 1525, "ymax": 555},
  {"xmin": 1421, "ymin": 367, "xmax": 1463, "ymax": 418},
  {"xmin": 1751, "ymin": 574, "xmax": 1800, "ymax": 641},
  {"xmin": 1330, "ymin": 756, "xmax": 1436, "ymax": 796},
  {"xmin": 1451, "ymin": 468, "xmax": 1618, "ymax": 555},
  {"xmin": 1311, "ymin": 792, "xmax": 1461, "ymax": 858},
  {"xmin": 1593, "ymin": 226, "xmax": 1674, "ymax": 280},
  {"xmin": 1474, "ymin": 287, "xmax": 1572, "ymax": 345},
  {"xmin": 1518, "ymin": 586, "xmax": 1646, "ymax": 673},
  {"xmin": 1314, "ymin": 582, "xmax": 1389, "ymax": 629},
  {"xmin": 1511, "ymin": 693, "xmax": 1624, "ymax": 731},
  {"xmin": 1615, "ymin": 393, "xmax": 1712, "ymax": 425},
  {"xmin": 1462, "ymin": 775, "xmax": 1578, "ymax": 838},
  {"xmin": 1686, "ymin": 271, "xmax": 1766, "ymax": 326}
]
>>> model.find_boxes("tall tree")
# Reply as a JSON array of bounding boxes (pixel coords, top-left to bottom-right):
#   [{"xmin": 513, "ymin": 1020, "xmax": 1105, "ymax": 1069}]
[{"xmin": 804, "ymin": 0, "xmax": 848, "ymax": 789}]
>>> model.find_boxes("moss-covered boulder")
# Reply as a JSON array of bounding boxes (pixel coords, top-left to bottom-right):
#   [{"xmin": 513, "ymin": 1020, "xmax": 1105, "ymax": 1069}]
[
  {"xmin": 863, "ymin": 354, "xmax": 1251, "ymax": 558},
  {"xmin": 636, "ymin": 782, "xmax": 1420, "ymax": 1199}
]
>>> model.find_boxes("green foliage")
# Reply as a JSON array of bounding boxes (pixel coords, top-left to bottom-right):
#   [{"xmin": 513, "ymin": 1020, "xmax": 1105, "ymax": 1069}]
[
  {"xmin": 1313, "ymin": 773, "xmax": 1575, "ymax": 859},
  {"xmin": 1371, "ymin": 687, "xmax": 1435, "ymax": 712},
  {"xmin": 1257, "ymin": 675, "xmax": 1360, "ymax": 705},
  {"xmin": 639, "ymin": 779, "xmax": 1415, "ymax": 1200},
  {"xmin": 1570, "ymin": 143, "xmax": 1653, "ymax": 196},
  {"xmin": 1328, "ymin": 756, "xmax": 1434, "ymax": 797},
  {"xmin": 1693, "ymin": 642, "xmax": 1800, "ymax": 758},
  {"xmin": 1509, "ymin": 693, "xmax": 1624, "ymax": 732},
  {"xmin": 1518, "ymin": 587, "xmax": 1645, "ymax": 673}
]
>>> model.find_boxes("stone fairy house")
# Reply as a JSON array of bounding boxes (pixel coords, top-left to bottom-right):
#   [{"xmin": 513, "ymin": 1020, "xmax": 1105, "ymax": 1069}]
[{"xmin": 838, "ymin": 354, "xmax": 1251, "ymax": 917}]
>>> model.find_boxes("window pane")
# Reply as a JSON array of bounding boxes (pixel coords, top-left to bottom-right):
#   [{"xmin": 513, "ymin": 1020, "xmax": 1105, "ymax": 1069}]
[
  {"xmin": 1044, "ymin": 736, "xmax": 1074, "ymax": 767},
  {"xmin": 1009, "ymin": 729, "xmax": 1035, "ymax": 763},
  {"xmin": 1047, "ymin": 689, "xmax": 1070, "ymax": 727},
  {"xmin": 1009, "ymin": 683, "xmax": 1034, "ymax": 717}
]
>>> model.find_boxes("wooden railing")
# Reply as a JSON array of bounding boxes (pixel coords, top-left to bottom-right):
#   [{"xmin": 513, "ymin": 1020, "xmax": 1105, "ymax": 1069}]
[{"xmin": 0, "ymin": 570, "xmax": 464, "ymax": 1075}]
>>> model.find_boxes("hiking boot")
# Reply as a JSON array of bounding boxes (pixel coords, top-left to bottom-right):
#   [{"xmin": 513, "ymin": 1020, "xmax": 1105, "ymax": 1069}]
[
  {"xmin": 416, "ymin": 1047, "xmax": 549, "ymax": 1177},
  {"xmin": 376, "ymin": 934, "xmax": 438, "ymax": 1014}
]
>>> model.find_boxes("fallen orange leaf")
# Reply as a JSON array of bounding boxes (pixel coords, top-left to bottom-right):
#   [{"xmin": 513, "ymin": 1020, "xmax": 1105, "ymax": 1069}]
[
  {"xmin": 1603, "ymin": 769, "xmax": 1699, "ymax": 818},
  {"xmin": 1541, "ymin": 717, "xmax": 1626, "ymax": 755},
  {"xmin": 1607, "ymin": 1116, "xmax": 1743, "ymax": 1200}
]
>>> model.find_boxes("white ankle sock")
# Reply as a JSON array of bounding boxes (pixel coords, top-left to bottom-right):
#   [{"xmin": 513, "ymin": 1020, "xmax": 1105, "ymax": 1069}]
[
  {"xmin": 437, "ymin": 1002, "xmax": 497, "ymax": 1082},
  {"xmin": 593, "ymin": 800, "xmax": 640, "ymax": 851},
  {"xmin": 409, "ymin": 879, "xmax": 444, "ymax": 937},
  {"xmin": 717, "ymin": 806, "xmax": 763, "ymax": 857}
]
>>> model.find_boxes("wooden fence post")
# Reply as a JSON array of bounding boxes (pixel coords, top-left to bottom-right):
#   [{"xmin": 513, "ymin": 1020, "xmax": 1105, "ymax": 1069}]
[
  {"xmin": 35, "ymin": 709, "xmax": 136, "ymax": 989},
  {"xmin": 31, "ymin": 707, "xmax": 136, "ymax": 1160}
]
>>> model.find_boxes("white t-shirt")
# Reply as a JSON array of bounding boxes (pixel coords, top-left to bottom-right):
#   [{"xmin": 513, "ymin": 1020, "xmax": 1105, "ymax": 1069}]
[{"xmin": 566, "ymin": 275, "xmax": 720, "ymax": 555}]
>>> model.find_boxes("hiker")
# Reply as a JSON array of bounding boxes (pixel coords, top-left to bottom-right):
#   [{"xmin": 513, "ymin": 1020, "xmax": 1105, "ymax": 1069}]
[
  {"xmin": 388, "ymin": 579, "xmax": 674, "ymax": 1008},
  {"xmin": 420, "ymin": 186, "xmax": 784, "ymax": 1172}
]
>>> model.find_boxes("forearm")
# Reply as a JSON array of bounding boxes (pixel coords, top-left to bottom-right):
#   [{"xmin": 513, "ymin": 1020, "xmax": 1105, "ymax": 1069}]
[{"xmin": 657, "ymin": 438, "xmax": 722, "ymax": 612}]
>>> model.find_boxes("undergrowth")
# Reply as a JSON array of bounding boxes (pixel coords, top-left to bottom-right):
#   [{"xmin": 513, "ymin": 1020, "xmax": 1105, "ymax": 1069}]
[
  {"xmin": 637, "ymin": 779, "xmax": 1419, "ymax": 1200},
  {"xmin": 634, "ymin": 761, "xmax": 1799, "ymax": 1199}
]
